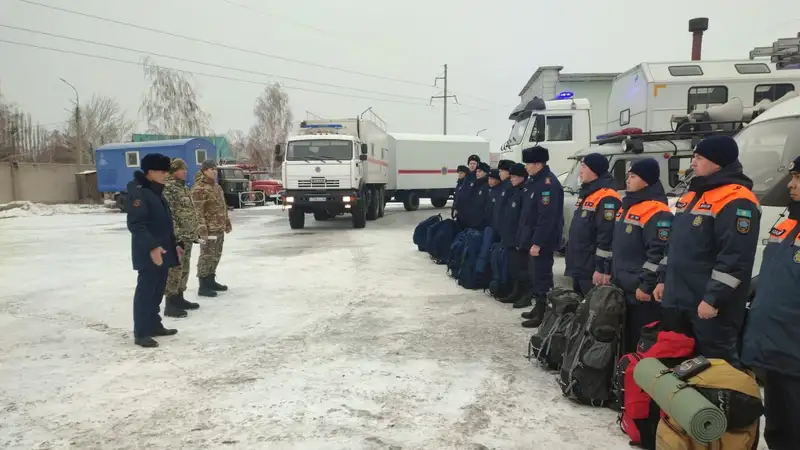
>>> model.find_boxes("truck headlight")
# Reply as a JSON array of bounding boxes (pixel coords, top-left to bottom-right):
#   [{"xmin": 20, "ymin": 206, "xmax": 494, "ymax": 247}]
[
  {"xmin": 342, "ymin": 196, "xmax": 351, "ymax": 202},
  {"xmin": 285, "ymin": 196, "xmax": 294, "ymax": 203}
]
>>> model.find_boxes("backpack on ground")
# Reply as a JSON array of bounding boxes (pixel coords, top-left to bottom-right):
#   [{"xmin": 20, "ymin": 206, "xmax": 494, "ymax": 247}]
[
  {"xmin": 558, "ymin": 285, "xmax": 626, "ymax": 407},
  {"xmin": 457, "ymin": 228, "xmax": 492, "ymax": 289},
  {"xmin": 527, "ymin": 287, "xmax": 582, "ymax": 370},
  {"xmin": 613, "ymin": 321, "xmax": 695, "ymax": 449},
  {"xmin": 487, "ymin": 244, "xmax": 511, "ymax": 298},
  {"xmin": 427, "ymin": 218, "xmax": 458, "ymax": 264},
  {"xmin": 413, "ymin": 214, "xmax": 442, "ymax": 252},
  {"xmin": 446, "ymin": 230, "xmax": 470, "ymax": 278},
  {"xmin": 654, "ymin": 359, "xmax": 763, "ymax": 450}
]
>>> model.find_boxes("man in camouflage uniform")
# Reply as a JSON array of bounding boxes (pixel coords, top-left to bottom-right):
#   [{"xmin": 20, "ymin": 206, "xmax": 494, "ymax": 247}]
[
  {"xmin": 192, "ymin": 160, "xmax": 232, "ymax": 297},
  {"xmin": 162, "ymin": 158, "xmax": 201, "ymax": 317}
]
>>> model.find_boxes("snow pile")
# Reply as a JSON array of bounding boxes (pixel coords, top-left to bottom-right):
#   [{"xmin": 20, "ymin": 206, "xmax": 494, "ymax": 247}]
[{"xmin": 0, "ymin": 201, "xmax": 114, "ymax": 219}]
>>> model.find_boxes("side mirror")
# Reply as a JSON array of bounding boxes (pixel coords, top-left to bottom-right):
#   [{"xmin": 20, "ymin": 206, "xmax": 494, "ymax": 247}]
[
  {"xmin": 359, "ymin": 154, "xmax": 367, "ymax": 161},
  {"xmin": 360, "ymin": 143, "xmax": 368, "ymax": 155}
]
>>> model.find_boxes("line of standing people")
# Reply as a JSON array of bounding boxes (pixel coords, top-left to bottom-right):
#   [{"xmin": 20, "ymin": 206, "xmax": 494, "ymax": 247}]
[{"xmin": 127, "ymin": 155, "xmax": 232, "ymax": 348}]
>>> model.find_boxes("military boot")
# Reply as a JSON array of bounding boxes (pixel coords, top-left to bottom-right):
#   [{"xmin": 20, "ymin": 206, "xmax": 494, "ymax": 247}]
[
  {"xmin": 497, "ymin": 282, "xmax": 520, "ymax": 304},
  {"xmin": 209, "ymin": 274, "xmax": 228, "ymax": 291},
  {"xmin": 512, "ymin": 284, "xmax": 534, "ymax": 309},
  {"xmin": 175, "ymin": 292, "xmax": 200, "ymax": 310},
  {"xmin": 521, "ymin": 300, "xmax": 547, "ymax": 328},
  {"xmin": 135, "ymin": 336, "xmax": 159, "ymax": 348},
  {"xmin": 198, "ymin": 276, "xmax": 218, "ymax": 297},
  {"xmin": 164, "ymin": 295, "xmax": 188, "ymax": 318}
]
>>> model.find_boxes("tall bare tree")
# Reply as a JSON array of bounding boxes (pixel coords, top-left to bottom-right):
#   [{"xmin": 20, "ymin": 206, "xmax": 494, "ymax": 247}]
[
  {"xmin": 247, "ymin": 83, "xmax": 292, "ymax": 171},
  {"xmin": 225, "ymin": 129, "xmax": 248, "ymax": 161},
  {"xmin": 65, "ymin": 95, "xmax": 136, "ymax": 162},
  {"xmin": 139, "ymin": 57, "xmax": 211, "ymax": 136}
]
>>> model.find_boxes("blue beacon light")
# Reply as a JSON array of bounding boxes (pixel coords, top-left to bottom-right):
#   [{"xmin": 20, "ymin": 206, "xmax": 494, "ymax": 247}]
[{"xmin": 554, "ymin": 91, "xmax": 574, "ymax": 100}]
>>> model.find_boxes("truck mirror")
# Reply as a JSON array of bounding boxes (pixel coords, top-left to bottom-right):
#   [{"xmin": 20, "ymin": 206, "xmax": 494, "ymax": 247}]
[
  {"xmin": 359, "ymin": 154, "xmax": 367, "ymax": 161},
  {"xmin": 360, "ymin": 143, "xmax": 368, "ymax": 155}
]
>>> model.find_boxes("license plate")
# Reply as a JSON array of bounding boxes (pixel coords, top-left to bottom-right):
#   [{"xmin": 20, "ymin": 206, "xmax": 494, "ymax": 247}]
[{"xmin": 309, "ymin": 197, "xmax": 327, "ymax": 202}]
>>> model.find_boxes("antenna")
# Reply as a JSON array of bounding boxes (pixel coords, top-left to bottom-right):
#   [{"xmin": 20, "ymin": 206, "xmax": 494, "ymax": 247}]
[{"xmin": 749, "ymin": 33, "xmax": 800, "ymax": 69}]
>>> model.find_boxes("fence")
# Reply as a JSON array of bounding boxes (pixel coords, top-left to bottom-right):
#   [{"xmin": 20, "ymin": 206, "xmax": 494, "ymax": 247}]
[{"xmin": 0, "ymin": 162, "xmax": 97, "ymax": 204}]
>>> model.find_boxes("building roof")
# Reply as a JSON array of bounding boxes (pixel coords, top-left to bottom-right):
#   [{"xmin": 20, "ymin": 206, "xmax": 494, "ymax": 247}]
[{"xmin": 95, "ymin": 138, "xmax": 213, "ymax": 152}]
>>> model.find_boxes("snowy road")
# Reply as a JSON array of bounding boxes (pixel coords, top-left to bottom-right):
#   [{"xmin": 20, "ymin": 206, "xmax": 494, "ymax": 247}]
[{"xmin": 0, "ymin": 202, "xmax": 655, "ymax": 449}]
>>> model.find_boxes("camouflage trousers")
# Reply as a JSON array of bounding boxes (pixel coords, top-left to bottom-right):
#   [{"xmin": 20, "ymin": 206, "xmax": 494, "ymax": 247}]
[
  {"xmin": 165, "ymin": 242, "xmax": 193, "ymax": 295},
  {"xmin": 197, "ymin": 232, "xmax": 224, "ymax": 277}
]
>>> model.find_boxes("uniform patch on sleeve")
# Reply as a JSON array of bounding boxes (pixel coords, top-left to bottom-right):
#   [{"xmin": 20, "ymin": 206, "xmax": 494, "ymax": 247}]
[
  {"xmin": 603, "ymin": 209, "xmax": 614, "ymax": 221},
  {"xmin": 545, "ymin": 177, "xmax": 551, "ymax": 184},
  {"xmin": 736, "ymin": 208, "xmax": 752, "ymax": 218},
  {"xmin": 604, "ymin": 203, "xmax": 616, "ymax": 209},
  {"xmin": 658, "ymin": 228, "xmax": 670, "ymax": 241},
  {"xmin": 736, "ymin": 217, "xmax": 751, "ymax": 234},
  {"xmin": 132, "ymin": 199, "xmax": 141, "ymax": 208},
  {"xmin": 656, "ymin": 220, "xmax": 671, "ymax": 228}
]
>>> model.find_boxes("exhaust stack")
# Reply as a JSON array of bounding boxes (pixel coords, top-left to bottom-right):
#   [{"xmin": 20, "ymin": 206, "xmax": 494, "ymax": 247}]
[{"xmin": 689, "ymin": 18, "xmax": 709, "ymax": 61}]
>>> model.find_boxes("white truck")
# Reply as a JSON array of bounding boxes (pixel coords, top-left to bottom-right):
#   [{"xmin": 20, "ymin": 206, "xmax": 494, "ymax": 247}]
[
  {"xmin": 385, "ymin": 133, "xmax": 490, "ymax": 210},
  {"xmin": 280, "ymin": 109, "xmax": 491, "ymax": 229},
  {"xmin": 500, "ymin": 40, "xmax": 800, "ymax": 176}
]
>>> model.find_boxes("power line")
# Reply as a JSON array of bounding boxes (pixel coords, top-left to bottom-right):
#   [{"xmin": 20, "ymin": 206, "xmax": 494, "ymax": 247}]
[
  {"xmin": 14, "ymin": 0, "xmax": 435, "ymax": 88},
  {"xmin": 0, "ymin": 38, "xmax": 433, "ymax": 106},
  {"xmin": 0, "ymin": 23, "xmax": 432, "ymax": 102}
]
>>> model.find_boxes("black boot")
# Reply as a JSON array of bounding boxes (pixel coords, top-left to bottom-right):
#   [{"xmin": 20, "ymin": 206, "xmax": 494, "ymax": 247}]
[
  {"xmin": 198, "ymin": 276, "xmax": 218, "ymax": 297},
  {"xmin": 512, "ymin": 285, "xmax": 534, "ymax": 309},
  {"xmin": 175, "ymin": 292, "xmax": 200, "ymax": 310},
  {"xmin": 521, "ymin": 300, "xmax": 547, "ymax": 328},
  {"xmin": 164, "ymin": 295, "xmax": 188, "ymax": 318},
  {"xmin": 210, "ymin": 274, "xmax": 228, "ymax": 291},
  {"xmin": 153, "ymin": 326, "xmax": 178, "ymax": 336},
  {"xmin": 135, "ymin": 336, "xmax": 159, "ymax": 348},
  {"xmin": 497, "ymin": 282, "xmax": 520, "ymax": 304}
]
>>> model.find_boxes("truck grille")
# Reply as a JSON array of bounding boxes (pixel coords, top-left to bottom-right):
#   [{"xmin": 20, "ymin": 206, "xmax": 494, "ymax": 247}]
[{"xmin": 298, "ymin": 177, "xmax": 339, "ymax": 188}]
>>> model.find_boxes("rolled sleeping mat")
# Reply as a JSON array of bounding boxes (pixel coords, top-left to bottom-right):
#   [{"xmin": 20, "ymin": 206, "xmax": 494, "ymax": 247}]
[{"xmin": 633, "ymin": 357, "xmax": 727, "ymax": 443}]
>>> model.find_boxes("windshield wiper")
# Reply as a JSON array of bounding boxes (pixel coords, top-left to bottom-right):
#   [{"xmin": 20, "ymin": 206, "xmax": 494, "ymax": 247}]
[
  {"xmin": 303, "ymin": 156, "xmax": 327, "ymax": 163},
  {"xmin": 317, "ymin": 155, "xmax": 343, "ymax": 163}
]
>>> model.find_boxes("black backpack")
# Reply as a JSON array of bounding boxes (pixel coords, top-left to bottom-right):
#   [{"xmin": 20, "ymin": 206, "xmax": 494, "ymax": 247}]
[
  {"xmin": 558, "ymin": 285, "xmax": 626, "ymax": 407},
  {"xmin": 527, "ymin": 287, "xmax": 582, "ymax": 370},
  {"xmin": 413, "ymin": 214, "xmax": 442, "ymax": 252}
]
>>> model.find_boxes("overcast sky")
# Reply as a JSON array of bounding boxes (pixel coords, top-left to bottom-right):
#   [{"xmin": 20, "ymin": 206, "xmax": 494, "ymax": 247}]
[{"xmin": 1, "ymin": 0, "xmax": 799, "ymax": 150}]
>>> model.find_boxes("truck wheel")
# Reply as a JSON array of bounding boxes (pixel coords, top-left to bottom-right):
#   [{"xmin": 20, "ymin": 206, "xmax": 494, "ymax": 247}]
[
  {"xmin": 403, "ymin": 192, "xmax": 420, "ymax": 211},
  {"xmin": 314, "ymin": 211, "xmax": 330, "ymax": 221},
  {"xmin": 289, "ymin": 207, "xmax": 305, "ymax": 229},
  {"xmin": 377, "ymin": 188, "xmax": 386, "ymax": 218},
  {"xmin": 352, "ymin": 199, "xmax": 367, "ymax": 229},
  {"xmin": 431, "ymin": 196, "xmax": 448, "ymax": 208},
  {"xmin": 366, "ymin": 188, "xmax": 379, "ymax": 221}
]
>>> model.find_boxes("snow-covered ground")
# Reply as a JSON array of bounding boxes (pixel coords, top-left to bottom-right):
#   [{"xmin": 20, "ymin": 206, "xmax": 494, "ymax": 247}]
[{"xmin": 0, "ymin": 201, "xmax": 765, "ymax": 450}]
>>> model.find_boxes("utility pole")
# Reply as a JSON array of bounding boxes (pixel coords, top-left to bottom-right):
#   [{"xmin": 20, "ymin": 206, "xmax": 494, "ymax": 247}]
[
  {"xmin": 60, "ymin": 78, "xmax": 82, "ymax": 166},
  {"xmin": 429, "ymin": 64, "xmax": 458, "ymax": 134}
]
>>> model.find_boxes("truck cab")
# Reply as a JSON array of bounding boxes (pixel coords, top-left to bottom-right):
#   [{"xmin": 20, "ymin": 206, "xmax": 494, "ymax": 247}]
[
  {"xmin": 216, "ymin": 165, "xmax": 253, "ymax": 208},
  {"xmin": 282, "ymin": 110, "xmax": 389, "ymax": 230},
  {"xmin": 249, "ymin": 171, "xmax": 283, "ymax": 204}
]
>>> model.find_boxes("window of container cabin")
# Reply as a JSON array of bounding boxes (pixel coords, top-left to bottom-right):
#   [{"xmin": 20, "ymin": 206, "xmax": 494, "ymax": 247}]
[
  {"xmin": 125, "ymin": 151, "xmax": 139, "ymax": 167},
  {"xmin": 611, "ymin": 158, "xmax": 632, "ymax": 191},
  {"xmin": 687, "ymin": 86, "xmax": 728, "ymax": 113},
  {"xmin": 195, "ymin": 148, "xmax": 208, "ymax": 165},
  {"xmin": 754, "ymin": 83, "xmax": 795, "ymax": 103},
  {"xmin": 669, "ymin": 65, "xmax": 703, "ymax": 77},
  {"xmin": 619, "ymin": 109, "xmax": 631, "ymax": 126},
  {"xmin": 528, "ymin": 114, "xmax": 546, "ymax": 142},
  {"xmin": 546, "ymin": 116, "xmax": 573, "ymax": 141},
  {"xmin": 667, "ymin": 155, "xmax": 692, "ymax": 187},
  {"xmin": 735, "ymin": 63, "xmax": 771, "ymax": 75}
]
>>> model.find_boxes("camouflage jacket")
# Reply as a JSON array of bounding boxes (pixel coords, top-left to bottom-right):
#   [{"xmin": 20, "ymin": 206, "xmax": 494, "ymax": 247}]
[
  {"xmin": 191, "ymin": 172, "xmax": 230, "ymax": 234},
  {"xmin": 163, "ymin": 174, "xmax": 200, "ymax": 242}
]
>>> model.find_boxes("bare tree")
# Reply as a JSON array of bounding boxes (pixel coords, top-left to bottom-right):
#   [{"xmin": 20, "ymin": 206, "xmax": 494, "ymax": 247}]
[
  {"xmin": 65, "ymin": 95, "xmax": 136, "ymax": 162},
  {"xmin": 246, "ymin": 83, "xmax": 292, "ymax": 171},
  {"xmin": 139, "ymin": 57, "xmax": 211, "ymax": 136},
  {"xmin": 225, "ymin": 129, "xmax": 248, "ymax": 161}
]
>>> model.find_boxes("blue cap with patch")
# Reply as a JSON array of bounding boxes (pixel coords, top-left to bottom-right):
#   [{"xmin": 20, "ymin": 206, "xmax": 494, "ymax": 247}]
[{"xmin": 790, "ymin": 156, "xmax": 800, "ymax": 174}]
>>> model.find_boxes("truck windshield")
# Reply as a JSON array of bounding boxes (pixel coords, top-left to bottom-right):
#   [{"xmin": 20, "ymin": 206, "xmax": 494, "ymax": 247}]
[
  {"xmin": 737, "ymin": 117, "xmax": 800, "ymax": 206},
  {"xmin": 250, "ymin": 173, "xmax": 272, "ymax": 181},
  {"xmin": 287, "ymin": 140, "xmax": 353, "ymax": 161},
  {"xmin": 220, "ymin": 168, "xmax": 245, "ymax": 179},
  {"xmin": 506, "ymin": 114, "xmax": 531, "ymax": 146}
]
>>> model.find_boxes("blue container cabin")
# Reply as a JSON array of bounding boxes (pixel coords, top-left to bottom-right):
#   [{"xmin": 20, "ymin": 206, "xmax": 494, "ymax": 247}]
[{"xmin": 95, "ymin": 138, "xmax": 216, "ymax": 210}]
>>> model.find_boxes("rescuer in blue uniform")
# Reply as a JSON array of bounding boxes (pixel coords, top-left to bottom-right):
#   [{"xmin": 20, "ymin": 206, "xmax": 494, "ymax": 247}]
[
  {"xmin": 127, "ymin": 153, "xmax": 181, "ymax": 348},
  {"xmin": 496, "ymin": 163, "xmax": 529, "ymax": 303},
  {"xmin": 489, "ymin": 159, "xmax": 515, "ymax": 230},
  {"xmin": 654, "ymin": 136, "xmax": 760, "ymax": 367},
  {"xmin": 456, "ymin": 162, "xmax": 491, "ymax": 230},
  {"xmin": 741, "ymin": 155, "xmax": 800, "ymax": 450},
  {"xmin": 565, "ymin": 153, "xmax": 622, "ymax": 296},
  {"xmin": 514, "ymin": 146, "xmax": 564, "ymax": 323},
  {"xmin": 485, "ymin": 169, "xmax": 502, "ymax": 228},
  {"xmin": 610, "ymin": 158, "xmax": 673, "ymax": 351},
  {"xmin": 452, "ymin": 155, "xmax": 481, "ymax": 222}
]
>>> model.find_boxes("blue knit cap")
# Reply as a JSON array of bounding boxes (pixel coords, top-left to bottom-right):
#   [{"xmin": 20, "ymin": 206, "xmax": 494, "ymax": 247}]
[
  {"xmin": 582, "ymin": 153, "xmax": 609, "ymax": 176},
  {"xmin": 694, "ymin": 135, "xmax": 738, "ymax": 167},
  {"xmin": 629, "ymin": 158, "xmax": 661, "ymax": 185}
]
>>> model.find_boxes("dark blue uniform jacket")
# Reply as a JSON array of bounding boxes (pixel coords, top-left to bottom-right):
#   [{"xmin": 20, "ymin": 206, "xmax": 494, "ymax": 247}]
[
  {"xmin": 516, "ymin": 166, "xmax": 564, "ymax": 251},
  {"xmin": 658, "ymin": 163, "xmax": 760, "ymax": 315},
  {"xmin": 742, "ymin": 203, "xmax": 800, "ymax": 377},
  {"xmin": 127, "ymin": 171, "xmax": 179, "ymax": 271},
  {"xmin": 565, "ymin": 173, "xmax": 622, "ymax": 279},
  {"xmin": 497, "ymin": 182, "xmax": 526, "ymax": 248},
  {"xmin": 456, "ymin": 176, "xmax": 489, "ymax": 229},
  {"xmin": 611, "ymin": 182, "xmax": 673, "ymax": 302},
  {"xmin": 490, "ymin": 179, "xmax": 512, "ymax": 230},
  {"xmin": 485, "ymin": 183, "xmax": 502, "ymax": 228}
]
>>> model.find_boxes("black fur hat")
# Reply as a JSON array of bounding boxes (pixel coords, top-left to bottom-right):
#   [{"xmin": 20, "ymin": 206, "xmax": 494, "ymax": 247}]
[
  {"xmin": 488, "ymin": 169, "xmax": 501, "ymax": 181},
  {"xmin": 477, "ymin": 162, "xmax": 491, "ymax": 173},
  {"xmin": 457, "ymin": 165, "xmax": 469, "ymax": 174},
  {"xmin": 498, "ymin": 159, "xmax": 514, "ymax": 171},
  {"xmin": 468, "ymin": 154, "xmax": 481, "ymax": 164},
  {"xmin": 509, "ymin": 163, "xmax": 528, "ymax": 178},
  {"xmin": 522, "ymin": 145, "xmax": 549, "ymax": 164},
  {"xmin": 141, "ymin": 153, "xmax": 171, "ymax": 173}
]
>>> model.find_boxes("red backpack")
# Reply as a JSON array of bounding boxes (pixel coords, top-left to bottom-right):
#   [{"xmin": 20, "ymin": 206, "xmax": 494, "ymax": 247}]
[{"xmin": 613, "ymin": 321, "xmax": 695, "ymax": 449}]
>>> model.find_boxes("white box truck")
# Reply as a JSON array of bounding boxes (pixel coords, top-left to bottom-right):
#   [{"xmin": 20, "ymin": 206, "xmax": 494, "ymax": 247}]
[{"xmin": 386, "ymin": 133, "xmax": 490, "ymax": 210}]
